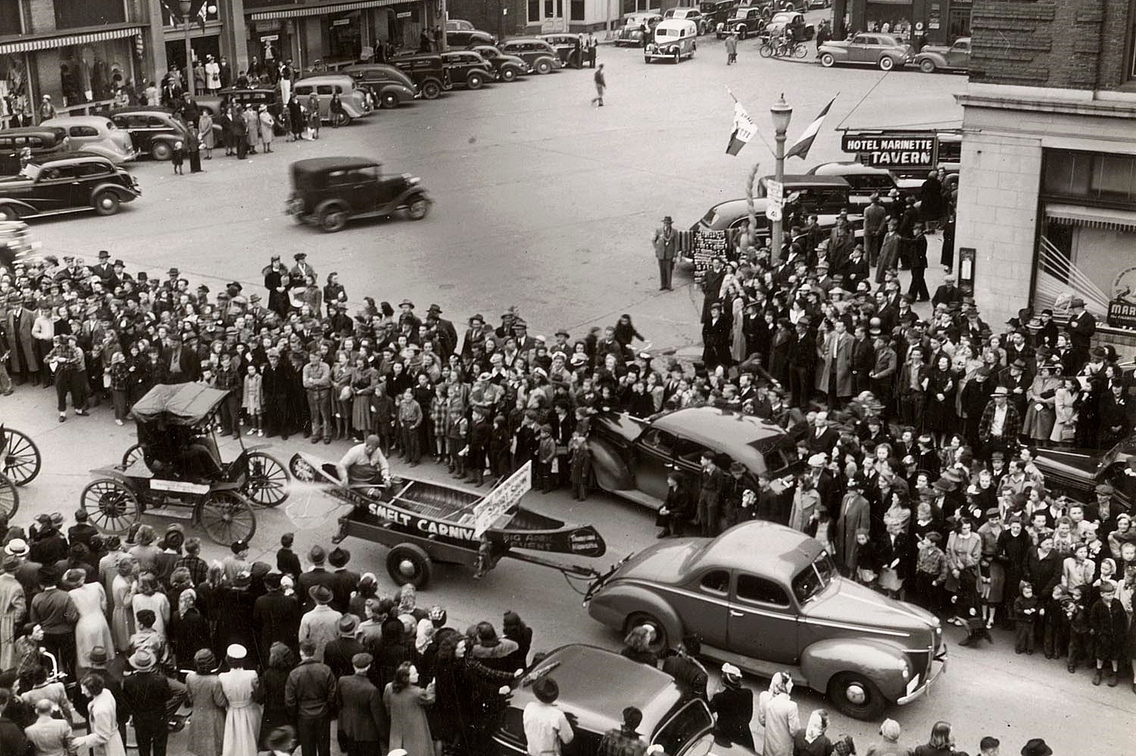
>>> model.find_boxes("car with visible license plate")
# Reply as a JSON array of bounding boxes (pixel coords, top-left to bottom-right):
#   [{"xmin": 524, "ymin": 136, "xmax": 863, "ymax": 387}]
[
  {"xmin": 40, "ymin": 116, "xmax": 135, "ymax": 165},
  {"xmin": 818, "ymin": 32, "xmax": 913, "ymax": 70},
  {"xmin": 286, "ymin": 156, "xmax": 430, "ymax": 233},
  {"xmin": 585, "ymin": 521, "xmax": 947, "ymax": 720},
  {"xmin": 913, "ymin": 36, "xmax": 970, "ymax": 73},
  {"xmin": 499, "ymin": 38, "xmax": 563, "ymax": 74},
  {"xmin": 493, "ymin": 644, "xmax": 760, "ymax": 756},
  {"xmin": 615, "ymin": 12, "xmax": 663, "ymax": 45},
  {"xmin": 341, "ymin": 64, "xmax": 419, "ymax": 108},
  {"xmin": 0, "ymin": 154, "xmax": 140, "ymax": 220},
  {"xmin": 471, "ymin": 45, "xmax": 530, "ymax": 81}
]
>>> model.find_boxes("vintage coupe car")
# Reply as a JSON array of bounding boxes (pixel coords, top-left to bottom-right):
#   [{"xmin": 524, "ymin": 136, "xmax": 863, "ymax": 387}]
[
  {"xmin": 0, "ymin": 127, "xmax": 71, "ymax": 176},
  {"xmin": 446, "ymin": 18, "xmax": 475, "ymax": 31},
  {"xmin": 0, "ymin": 155, "xmax": 140, "ymax": 220},
  {"xmin": 341, "ymin": 64, "xmax": 419, "ymax": 108},
  {"xmin": 585, "ymin": 522, "xmax": 946, "ymax": 719},
  {"xmin": 438, "ymin": 50, "xmax": 494, "ymax": 90},
  {"xmin": 818, "ymin": 33, "xmax": 913, "ymax": 70},
  {"xmin": 1034, "ymin": 431, "xmax": 1136, "ymax": 508},
  {"xmin": 701, "ymin": 0, "xmax": 741, "ymax": 33},
  {"xmin": 586, "ymin": 406, "xmax": 800, "ymax": 510},
  {"xmin": 615, "ymin": 12, "xmax": 663, "ymax": 45},
  {"xmin": 763, "ymin": 10, "xmax": 814, "ymax": 41},
  {"xmin": 663, "ymin": 6, "xmax": 709, "ymax": 33},
  {"xmin": 389, "ymin": 54, "xmax": 453, "ymax": 99},
  {"xmin": 493, "ymin": 644, "xmax": 760, "ymax": 755},
  {"xmin": 499, "ymin": 38, "xmax": 563, "ymax": 74},
  {"xmin": 446, "ymin": 29, "xmax": 497, "ymax": 48},
  {"xmin": 40, "ymin": 116, "xmax": 135, "ymax": 165},
  {"xmin": 717, "ymin": 6, "xmax": 767, "ymax": 39},
  {"xmin": 286, "ymin": 156, "xmax": 430, "ymax": 232},
  {"xmin": 913, "ymin": 36, "xmax": 971, "ymax": 73},
  {"xmin": 471, "ymin": 45, "xmax": 530, "ymax": 81}
]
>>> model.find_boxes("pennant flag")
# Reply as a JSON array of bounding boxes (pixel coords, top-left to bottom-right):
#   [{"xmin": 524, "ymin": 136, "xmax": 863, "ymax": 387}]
[
  {"xmin": 785, "ymin": 96, "xmax": 836, "ymax": 160},
  {"xmin": 726, "ymin": 98, "xmax": 756, "ymax": 156}
]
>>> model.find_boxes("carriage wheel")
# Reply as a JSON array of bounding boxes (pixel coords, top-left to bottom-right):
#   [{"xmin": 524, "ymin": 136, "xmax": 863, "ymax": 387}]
[
  {"xmin": 197, "ymin": 491, "xmax": 257, "ymax": 545},
  {"xmin": 81, "ymin": 479, "xmax": 140, "ymax": 534},
  {"xmin": 289, "ymin": 455, "xmax": 317, "ymax": 482},
  {"xmin": 1, "ymin": 427, "xmax": 41, "ymax": 486},
  {"xmin": 122, "ymin": 443, "xmax": 145, "ymax": 468},
  {"xmin": 243, "ymin": 452, "xmax": 291, "ymax": 507},
  {"xmin": 0, "ymin": 476, "xmax": 18, "ymax": 519}
]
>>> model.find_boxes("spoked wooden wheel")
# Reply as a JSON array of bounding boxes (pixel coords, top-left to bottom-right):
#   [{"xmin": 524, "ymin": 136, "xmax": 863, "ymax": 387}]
[
  {"xmin": 1, "ymin": 427, "xmax": 41, "ymax": 485},
  {"xmin": 243, "ymin": 452, "xmax": 291, "ymax": 507},
  {"xmin": 197, "ymin": 490, "xmax": 256, "ymax": 545},
  {"xmin": 81, "ymin": 479, "xmax": 140, "ymax": 534},
  {"xmin": 0, "ymin": 476, "xmax": 18, "ymax": 518},
  {"xmin": 122, "ymin": 443, "xmax": 145, "ymax": 468}
]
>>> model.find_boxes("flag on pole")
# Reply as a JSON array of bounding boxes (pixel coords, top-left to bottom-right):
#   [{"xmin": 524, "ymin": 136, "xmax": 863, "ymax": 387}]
[
  {"xmin": 785, "ymin": 96, "xmax": 837, "ymax": 160},
  {"xmin": 726, "ymin": 92, "xmax": 756, "ymax": 156}
]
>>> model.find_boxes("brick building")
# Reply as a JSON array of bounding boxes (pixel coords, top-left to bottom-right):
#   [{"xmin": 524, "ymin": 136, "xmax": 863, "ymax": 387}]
[{"xmin": 954, "ymin": 0, "xmax": 1136, "ymax": 356}]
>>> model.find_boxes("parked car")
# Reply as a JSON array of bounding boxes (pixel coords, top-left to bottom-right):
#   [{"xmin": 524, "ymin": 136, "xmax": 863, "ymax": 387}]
[
  {"xmin": 914, "ymin": 36, "xmax": 971, "ymax": 73},
  {"xmin": 538, "ymin": 34, "xmax": 584, "ymax": 67},
  {"xmin": 0, "ymin": 127, "xmax": 71, "ymax": 176},
  {"xmin": 805, "ymin": 162, "xmax": 902, "ymax": 207},
  {"xmin": 764, "ymin": 10, "xmax": 813, "ymax": 40},
  {"xmin": 446, "ymin": 29, "xmax": 497, "ymax": 48},
  {"xmin": 717, "ymin": 6, "xmax": 767, "ymax": 39},
  {"xmin": 341, "ymin": 64, "xmax": 419, "ymax": 108},
  {"xmin": 108, "ymin": 107, "xmax": 207, "ymax": 161},
  {"xmin": 499, "ymin": 38, "xmax": 563, "ymax": 74},
  {"xmin": 585, "ymin": 521, "xmax": 947, "ymax": 719},
  {"xmin": 291, "ymin": 75, "xmax": 374, "ymax": 125},
  {"xmin": 286, "ymin": 156, "xmax": 430, "ymax": 233},
  {"xmin": 1034, "ymin": 430, "xmax": 1136, "ymax": 508},
  {"xmin": 390, "ymin": 54, "xmax": 453, "ymax": 99},
  {"xmin": 0, "ymin": 154, "xmax": 140, "ymax": 220},
  {"xmin": 438, "ymin": 50, "xmax": 494, "ymax": 89},
  {"xmin": 646, "ymin": 19, "xmax": 698, "ymax": 63},
  {"xmin": 40, "ymin": 116, "xmax": 135, "ymax": 165},
  {"xmin": 700, "ymin": 0, "xmax": 741, "ymax": 34},
  {"xmin": 471, "ymin": 45, "xmax": 530, "ymax": 81},
  {"xmin": 196, "ymin": 87, "xmax": 285, "ymax": 132},
  {"xmin": 586, "ymin": 406, "xmax": 800, "ymax": 510},
  {"xmin": 446, "ymin": 18, "xmax": 475, "ymax": 31},
  {"xmin": 663, "ymin": 5, "xmax": 708, "ymax": 33},
  {"xmin": 615, "ymin": 12, "xmax": 663, "ymax": 45},
  {"xmin": 817, "ymin": 33, "xmax": 913, "ymax": 70},
  {"xmin": 492, "ymin": 644, "xmax": 759, "ymax": 756},
  {"xmin": 806, "ymin": 0, "xmax": 830, "ymax": 7}
]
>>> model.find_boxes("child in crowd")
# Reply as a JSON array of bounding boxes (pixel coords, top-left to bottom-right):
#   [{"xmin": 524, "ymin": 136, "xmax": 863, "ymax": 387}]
[
  {"xmin": 108, "ymin": 352, "xmax": 130, "ymax": 426},
  {"xmin": 1090, "ymin": 580, "xmax": 1127, "ymax": 687},
  {"xmin": 277, "ymin": 532, "xmax": 301, "ymax": 579},
  {"xmin": 913, "ymin": 532, "xmax": 947, "ymax": 614},
  {"xmin": 490, "ymin": 415, "xmax": 512, "ymax": 478},
  {"xmin": 1065, "ymin": 584, "xmax": 1091, "ymax": 674},
  {"xmin": 568, "ymin": 430, "xmax": 590, "ymax": 502},
  {"xmin": 956, "ymin": 570, "xmax": 992, "ymax": 647},
  {"xmin": 854, "ymin": 530, "xmax": 880, "ymax": 588},
  {"xmin": 243, "ymin": 362, "xmax": 263, "ymax": 437},
  {"xmin": 1012, "ymin": 581, "xmax": 1039, "ymax": 654},
  {"xmin": 536, "ymin": 424, "xmax": 557, "ymax": 493}
]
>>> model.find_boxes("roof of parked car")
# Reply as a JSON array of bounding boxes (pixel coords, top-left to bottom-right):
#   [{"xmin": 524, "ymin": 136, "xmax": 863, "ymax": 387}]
[
  {"xmin": 698, "ymin": 521, "xmax": 823, "ymax": 580},
  {"xmin": 652, "ymin": 406, "xmax": 791, "ymax": 461},
  {"xmin": 291, "ymin": 156, "xmax": 379, "ymax": 175}
]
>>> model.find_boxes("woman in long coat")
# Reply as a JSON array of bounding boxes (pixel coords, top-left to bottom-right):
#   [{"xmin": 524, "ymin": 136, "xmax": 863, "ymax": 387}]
[
  {"xmin": 384, "ymin": 661, "xmax": 434, "ymax": 756},
  {"xmin": 219, "ymin": 645, "xmax": 262, "ymax": 756},
  {"xmin": 198, "ymin": 111, "xmax": 214, "ymax": 159},
  {"xmin": 1022, "ymin": 361, "xmax": 1061, "ymax": 443},
  {"xmin": 186, "ymin": 649, "xmax": 228, "ymax": 756},
  {"xmin": 257, "ymin": 106, "xmax": 275, "ymax": 153},
  {"xmin": 286, "ymin": 94, "xmax": 304, "ymax": 141},
  {"xmin": 110, "ymin": 559, "xmax": 136, "ymax": 653},
  {"xmin": 351, "ymin": 357, "xmax": 378, "ymax": 435},
  {"xmin": 65, "ymin": 568, "xmax": 114, "ymax": 672},
  {"xmin": 922, "ymin": 355, "xmax": 956, "ymax": 444},
  {"xmin": 0, "ymin": 559, "xmax": 26, "ymax": 670},
  {"xmin": 1050, "ymin": 376, "xmax": 1079, "ymax": 446}
]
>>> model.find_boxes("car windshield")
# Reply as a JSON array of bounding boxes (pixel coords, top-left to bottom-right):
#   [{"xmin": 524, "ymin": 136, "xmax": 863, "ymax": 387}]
[
  {"xmin": 652, "ymin": 700, "xmax": 714, "ymax": 755},
  {"xmin": 699, "ymin": 207, "xmax": 720, "ymax": 227},
  {"xmin": 771, "ymin": 12, "xmax": 793, "ymax": 23},
  {"xmin": 19, "ymin": 163, "xmax": 41, "ymax": 180},
  {"xmin": 791, "ymin": 551, "xmax": 836, "ymax": 603}
]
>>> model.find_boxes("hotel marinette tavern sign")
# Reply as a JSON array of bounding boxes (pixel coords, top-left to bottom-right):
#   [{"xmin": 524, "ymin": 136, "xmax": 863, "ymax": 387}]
[{"xmin": 840, "ymin": 133, "xmax": 938, "ymax": 168}]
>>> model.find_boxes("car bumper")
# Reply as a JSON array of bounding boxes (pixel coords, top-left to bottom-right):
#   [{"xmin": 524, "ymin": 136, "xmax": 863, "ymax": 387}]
[{"xmin": 897, "ymin": 646, "xmax": 946, "ymax": 705}]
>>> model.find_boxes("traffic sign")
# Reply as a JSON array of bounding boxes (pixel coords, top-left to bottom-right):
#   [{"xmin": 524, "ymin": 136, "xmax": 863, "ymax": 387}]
[
  {"xmin": 765, "ymin": 205, "xmax": 782, "ymax": 222},
  {"xmin": 766, "ymin": 179, "xmax": 783, "ymax": 204}
]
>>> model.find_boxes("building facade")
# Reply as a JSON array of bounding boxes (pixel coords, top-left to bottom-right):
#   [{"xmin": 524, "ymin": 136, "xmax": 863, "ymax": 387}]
[
  {"xmin": 846, "ymin": 0, "xmax": 972, "ymax": 45},
  {"xmin": 447, "ymin": 0, "xmax": 680, "ymax": 38},
  {"xmin": 954, "ymin": 0, "xmax": 1136, "ymax": 356}
]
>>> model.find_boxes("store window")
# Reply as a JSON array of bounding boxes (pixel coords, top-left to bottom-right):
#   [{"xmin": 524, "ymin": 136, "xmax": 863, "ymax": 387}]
[
  {"xmin": 0, "ymin": 56, "xmax": 32, "ymax": 128},
  {"xmin": 0, "ymin": 1, "xmax": 21, "ymax": 36},
  {"xmin": 571, "ymin": 0, "xmax": 585, "ymax": 21},
  {"xmin": 544, "ymin": 0, "xmax": 564, "ymax": 18},
  {"xmin": 1043, "ymin": 150, "xmax": 1136, "ymax": 207},
  {"xmin": 160, "ymin": 1, "xmax": 220, "ymax": 27},
  {"xmin": 58, "ymin": 43, "xmax": 132, "ymax": 105},
  {"xmin": 529, "ymin": 0, "xmax": 541, "ymax": 24},
  {"xmin": 56, "ymin": 0, "xmax": 125, "ymax": 28}
]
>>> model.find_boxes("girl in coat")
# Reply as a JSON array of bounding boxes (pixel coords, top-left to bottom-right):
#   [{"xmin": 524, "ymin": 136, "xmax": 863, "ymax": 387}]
[
  {"xmin": 384, "ymin": 661, "xmax": 435, "ymax": 755},
  {"xmin": 186, "ymin": 649, "xmax": 227, "ymax": 756},
  {"xmin": 1090, "ymin": 580, "xmax": 1127, "ymax": 687},
  {"xmin": 242, "ymin": 363, "xmax": 263, "ymax": 437}
]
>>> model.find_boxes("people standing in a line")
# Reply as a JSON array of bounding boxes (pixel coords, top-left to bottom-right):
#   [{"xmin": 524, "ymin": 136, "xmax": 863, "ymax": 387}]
[
  {"xmin": 591, "ymin": 64, "xmax": 606, "ymax": 107},
  {"xmin": 653, "ymin": 215, "xmax": 678, "ymax": 291}
]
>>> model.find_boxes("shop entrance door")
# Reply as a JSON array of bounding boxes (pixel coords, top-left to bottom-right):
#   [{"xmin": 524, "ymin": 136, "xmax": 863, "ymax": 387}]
[{"xmin": 947, "ymin": 8, "xmax": 970, "ymax": 40}]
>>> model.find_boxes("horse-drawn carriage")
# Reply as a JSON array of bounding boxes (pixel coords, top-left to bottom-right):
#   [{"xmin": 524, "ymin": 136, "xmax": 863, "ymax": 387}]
[{"xmin": 80, "ymin": 383, "xmax": 291, "ymax": 544}]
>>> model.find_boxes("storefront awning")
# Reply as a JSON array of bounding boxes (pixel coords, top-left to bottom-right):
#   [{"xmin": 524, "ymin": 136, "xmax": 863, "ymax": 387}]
[
  {"xmin": 1045, "ymin": 203, "xmax": 1136, "ymax": 233},
  {"xmin": 0, "ymin": 23, "xmax": 143, "ymax": 56},
  {"xmin": 249, "ymin": 0, "xmax": 404, "ymax": 20}
]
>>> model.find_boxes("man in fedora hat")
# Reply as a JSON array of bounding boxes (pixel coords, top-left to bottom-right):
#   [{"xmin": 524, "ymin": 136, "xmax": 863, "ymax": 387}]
[
  {"xmin": 322, "ymin": 613, "xmax": 364, "ymax": 681},
  {"xmin": 979, "ymin": 386, "xmax": 1021, "ymax": 460},
  {"xmin": 524, "ymin": 676, "xmax": 573, "ymax": 756},
  {"xmin": 298, "ymin": 584, "xmax": 341, "ymax": 662},
  {"xmin": 653, "ymin": 215, "xmax": 678, "ymax": 291},
  {"xmin": 1064, "ymin": 295, "xmax": 1095, "ymax": 367},
  {"xmin": 122, "ymin": 648, "xmax": 177, "ymax": 756}
]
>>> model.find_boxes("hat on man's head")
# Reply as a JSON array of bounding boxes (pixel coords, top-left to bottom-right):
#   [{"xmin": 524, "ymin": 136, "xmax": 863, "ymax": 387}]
[
  {"xmin": 4, "ymin": 538, "xmax": 28, "ymax": 557},
  {"xmin": 1020, "ymin": 739, "xmax": 1053, "ymax": 756},
  {"xmin": 309, "ymin": 584, "xmax": 333, "ymax": 604},
  {"xmin": 352, "ymin": 652, "xmax": 373, "ymax": 669},
  {"xmin": 328, "ymin": 547, "xmax": 350, "ymax": 568},
  {"xmin": 338, "ymin": 614, "xmax": 359, "ymax": 636},
  {"xmin": 294, "ymin": 252, "xmax": 307, "ymax": 260},
  {"xmin": 89, "ymin": 646, "xmax": 110, "ymax": 666},
  {"xmin": 98, "ymin": 250, "xmax": 110, "ymax": 259},
  {"xmin": 1095, "ymin": 483, "xmax": 1115, "ymax": 495},
  {"xmin": 1069, "ymin": 297, "xmax": 1085, "ymax": 309},
  {"xmin": 991, "ymin": 386, "xmax": 1010, "ymax": 397},
  {"xmin": 662, "ymin": 215, "xmax": 673, "ymax": 223},
  {"xmin": 129, "ymin": 648, "xmax": 157, "ymax": 672},
  {"xmin": 533, "ymin": 676, "xmax": 560, "ymax": 703}
]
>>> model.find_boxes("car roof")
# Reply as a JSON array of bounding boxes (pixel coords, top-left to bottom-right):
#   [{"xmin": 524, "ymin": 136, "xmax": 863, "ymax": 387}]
[
  {"xmin": 42, "ymin": 116, "xmax": 112, "ymax": 126},
  {"xmin": 697, "ymin": 521, "xmax": 824, "ymax": 581},
  {"xmin": 219, "ymin": 87, "xmax": 276, "ymax": 94},
  {"xmin": 761, "ymin": 174, "xmax": 851, "ymax": 188},
  {"xmin": 656, "ymin": 18, "xmax": 697, "ymax": 28},
  {"xmin": 510, "ymin": 645, "xmax": 683, "ymax": 736},
  {"xmin": 0, "ymin": 126, "xmax": 67, "ymax": 136},
  {"xmin": 806, "ymin": 162, "xmax": 893, "ymax": 177},
  {"xmin": 502, "ymin": 37, "xmax": 552, "ymax": 44},
  {"xmin": 108, "ymin": 107, "xmax": 175, "ymax": 118},
  {"xmin": 291, "ymin": 156, "xmax": 379, "ymax": 174},
  {"xmin": 295, "ymin": 74, "xmax": 356, "ymax": 84},
  {"xmin": 33, "ymin": 152, "xmax": 115, "ymax": 166},
  {"xmin": 651, "ymin": 406, "xmax": 791, "ymax": 470}
]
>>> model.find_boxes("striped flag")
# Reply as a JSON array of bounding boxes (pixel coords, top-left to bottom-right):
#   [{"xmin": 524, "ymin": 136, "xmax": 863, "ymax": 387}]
[
  {"xmin": 726, "ymin": 91, "xmax": 755, "ymax": 156},
  {"xmin": 785, "ymin": 96, "xmax": 837, "ymax": 160}
]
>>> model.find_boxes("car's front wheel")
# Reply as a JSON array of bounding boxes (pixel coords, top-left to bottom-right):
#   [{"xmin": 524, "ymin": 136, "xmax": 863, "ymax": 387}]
[
  {"xmin": 920, "ymin": 59, "xmax": 936, "ymax": 73},
  {"xmin": 319, "ymin": 206, "xmax": 349, "ymax": 233},
  {"xmin": 334, "ymin": 111, "xmax": 352, "ymax": 126},
  {"xmin": 738, "ymin": 26, "xmax": 748, "ymax": 40},
  {"xmin": 381, "ymin": 91, "xmax": 400, "ymax": 108},
  {"xmin": 92, "ymin": 191, "xmax": 121, "ymax": 216},
  {"xmin": 673, "ymin": 49, "xmax": 681, "ymax": 64},
  {"xmin": 820, "ymin": 52, "xmax": 836, "ymax": 67},
  {"xmin": 501, "ymin": 67, "xmax": 518, "ymax": 82},
  {"xmin": 421, "ymin": 81, "xmax": 442, "ymax": 99},
  {"xmin": 878, "ymin": 55, "xmax": 895, "ymax": 71},
  {"xmin": 405, "ymin": 195, "xmax": 429, "ymax": 221},
  {"xmin": 536, "ymin": 59, "xmax": 552, "ymax": 74},
  {"xmin": 151, "ymin": 141, "xmax": 173, "ymax": 161},
  {"xmin": 466, "ymin": 72, "xmax": 484, "ymax": 89},
  {"xmin": 626, "ymin": 612, "xmax": 670, "ymax": 654},
  {"xmin": 828, "ymin": 672, "xmax": 887, "ymax": 721}
]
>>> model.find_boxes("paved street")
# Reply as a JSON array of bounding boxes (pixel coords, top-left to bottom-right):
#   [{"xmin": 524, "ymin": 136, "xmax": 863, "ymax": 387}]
[{"xmin": 7, "ymin": 36, "xmax": 1132, "ymax": 756}]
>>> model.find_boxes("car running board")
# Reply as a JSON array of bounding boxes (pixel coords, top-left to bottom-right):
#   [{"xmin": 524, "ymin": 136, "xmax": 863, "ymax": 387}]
[{"xmin": 698, "ymin": 642, "xmax": 807, "ymax": 688}]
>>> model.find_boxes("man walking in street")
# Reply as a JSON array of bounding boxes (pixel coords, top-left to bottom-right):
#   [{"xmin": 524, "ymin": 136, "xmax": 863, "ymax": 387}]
[
  {"xmin": 653, "ymin": 215, "xmax": 678, "ymax": 290},
  {"xmin": 592, "ymin": 64, "xmax": 606, "ymax": 107},
  {"xmin": 725, "ymin": 31, "xmax": 738, "ymax": 64}
]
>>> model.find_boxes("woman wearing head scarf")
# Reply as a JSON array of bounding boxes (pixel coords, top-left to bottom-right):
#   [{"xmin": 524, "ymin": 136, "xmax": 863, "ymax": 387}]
[
  {"xmin": 413, "ymin": 618, "xmax": 437, "ymax": 680},
  {"xmin": 757, "ymin": 671, "xmax": 800, "ymax": 756},
  {"xmin": 710, "ymin": 663, "xmax": 754, "ymax": 749},
  {"xmin": 792, "ymin": 709, "xmax": 833, "ymax": 755},
  {"xmin": 185, "ymin": 649, "xmax": 227, "ymax": 756},
  {"xmin": 172, "ymin": 589, "xmax": 211, "ymax": 673},
  {"xmin": 219, "ymin": 644, "xmax": 262, "ymax": 756}
]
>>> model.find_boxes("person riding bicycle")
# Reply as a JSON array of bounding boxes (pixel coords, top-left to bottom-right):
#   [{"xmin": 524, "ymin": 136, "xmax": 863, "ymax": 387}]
[{"xmin": 778, "ymin": 27, "xmax": 794, "ymax": 55}]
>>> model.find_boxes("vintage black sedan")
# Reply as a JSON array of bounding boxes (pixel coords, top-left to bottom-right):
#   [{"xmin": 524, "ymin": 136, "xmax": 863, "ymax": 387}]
[
  {"xmin": 1034, "ymin": 431, "xmax": 1136, "ymax": 508},
  {"xmin": 586, "ymin": 406, "xmax": 800, "ymax": 510},
  {"xmin": 286, "ymin": 156, "xmax": 430, "ymax": 233},
  {"xmin": 471, "ymin": 46, "xmax": 530, "ymax": 81},
  {"xmin": 0, "ymin": 154, "xmax": 140, "ymax": 220}
]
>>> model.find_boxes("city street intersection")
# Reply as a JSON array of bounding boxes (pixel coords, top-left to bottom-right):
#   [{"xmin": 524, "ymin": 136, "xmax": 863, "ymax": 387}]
[{"xmin": 8, "ymin": 32, "xmax": 1133, "ymax": 754}]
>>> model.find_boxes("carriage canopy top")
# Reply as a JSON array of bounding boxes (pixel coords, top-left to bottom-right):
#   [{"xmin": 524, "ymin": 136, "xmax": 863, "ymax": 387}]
[{"xmin": 130, "ymin": 383, "xmax": 230, "ymax": 427}]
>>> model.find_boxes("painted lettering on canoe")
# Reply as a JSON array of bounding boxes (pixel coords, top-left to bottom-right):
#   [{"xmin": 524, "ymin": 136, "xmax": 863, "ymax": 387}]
[{"xmin": 364, "ymin": 502, "xmax": 478, "ymax": 543}]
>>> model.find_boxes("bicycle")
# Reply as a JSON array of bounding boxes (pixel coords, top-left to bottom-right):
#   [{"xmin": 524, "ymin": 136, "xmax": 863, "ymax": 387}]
[{"xmin": 758, "ymin": 37, "xmax": 807, "ymax": 58}]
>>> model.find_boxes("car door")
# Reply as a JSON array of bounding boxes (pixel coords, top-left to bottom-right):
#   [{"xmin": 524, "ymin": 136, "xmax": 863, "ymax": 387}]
[
  {"xmin": 633, "ymin": 427, "xmax": 678, "ymax": 501},
  {"xmin": 342, "ymin": 165, "xmax": 382, "ymax": 213},
  {"xmin": 849, "ymin": 34, "xmax": 874, "ymax": 63},
  {"xmin": 72, "ymin": 159, "xmax": 114, "ymax": 205},
  {"xmin": 727, "ymin": 572, "xmax": 799, "ymax": 664},
  {"xmin": 669, "ymin": 569, "xmax": 731, "ymax": 649},
  {"xmin": 948, "ymin": 39, "xmax": 969, "ymax": 68},
  {"xmin": 33, "ymin": 164, "xmax": 78, "ymax": 210}
]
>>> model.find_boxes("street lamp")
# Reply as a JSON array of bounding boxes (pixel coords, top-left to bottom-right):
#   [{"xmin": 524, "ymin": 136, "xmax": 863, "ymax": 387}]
[
  {"xmin": 179, "ymin": 0, "xmax": 195, "ymax": 96},
  {"xmin": 769, "ymin": 93, "xmax": 792, "ymax": 264}
]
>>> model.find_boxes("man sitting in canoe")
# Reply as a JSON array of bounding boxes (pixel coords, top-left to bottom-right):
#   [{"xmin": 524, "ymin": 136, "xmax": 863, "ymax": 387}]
[{"xmin": 333, "ymin": 434, "xmax": 392, "ymax": 488}]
